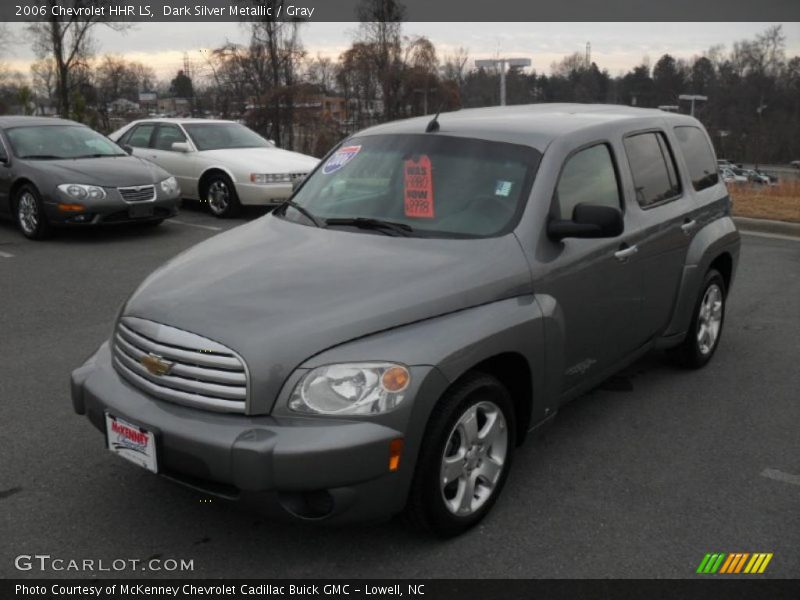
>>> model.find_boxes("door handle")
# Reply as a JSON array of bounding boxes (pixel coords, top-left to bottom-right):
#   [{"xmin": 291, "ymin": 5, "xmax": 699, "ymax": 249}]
[
  {"xmin": 681, "ymin": 219, "xmax": 697, "ymax": 234},
  {"xmin": 614, "ymin": 244, "xmax": 638, "ymax": 262}
]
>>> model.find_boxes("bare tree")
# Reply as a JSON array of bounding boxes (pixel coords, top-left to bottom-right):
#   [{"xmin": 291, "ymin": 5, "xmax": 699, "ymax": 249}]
[
  {"xmin": 356, "ymin": 0, "xmax": 405, "ymax": 120},
  {"xmin": 27, "ymin": 1, "xmax": 128, "ymax": 118}
]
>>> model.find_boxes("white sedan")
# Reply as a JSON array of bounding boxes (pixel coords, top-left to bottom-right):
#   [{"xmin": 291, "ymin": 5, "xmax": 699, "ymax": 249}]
[{"xmin": 109, "ymin": 119, "xmax": 319, "ymax": 217}]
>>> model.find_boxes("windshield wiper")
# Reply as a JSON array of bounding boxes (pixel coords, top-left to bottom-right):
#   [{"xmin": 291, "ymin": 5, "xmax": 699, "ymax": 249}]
[
  {"xmin": 274, "ymin": 199, "xmax": 323, "ymax": 227},
  {"xmin": 325, "ymin": 217, "xmax": 414, "ymax": 236},
  {"xmin": 19, "ymin": 154, "xmax": 62, "ymax": 160},
  {"xmin": 74, "ymin": 153, "xmax": 126, "ymax": 159}
]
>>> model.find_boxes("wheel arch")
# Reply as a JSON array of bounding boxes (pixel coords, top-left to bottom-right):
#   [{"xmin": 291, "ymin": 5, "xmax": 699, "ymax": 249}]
[
  {"xmin": 9, "ymin": 177, "xmax": 38, "ymax": 209},
  {"xmin": 198, "ymin": 166, "xmax": 238, "ymax": 198}
]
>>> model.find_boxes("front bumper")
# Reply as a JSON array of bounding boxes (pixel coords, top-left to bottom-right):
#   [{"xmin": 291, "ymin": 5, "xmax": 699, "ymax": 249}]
[
  {"xmin": 44, "ymin": 193, "xmax": 180, "ymax": 226},
  {"xmin": 235, "ymin": 182, "xmax": 293, "ymax": 207},
  {"xmin": 71, "ymin": 342, "xmax": 439, "ymax": 522}
]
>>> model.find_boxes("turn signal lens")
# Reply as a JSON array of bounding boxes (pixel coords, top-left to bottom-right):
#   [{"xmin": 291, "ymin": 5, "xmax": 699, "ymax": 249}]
[
  {"xmin": 57, "ymin": 202, "xmax": 86, "ymax": 212},
  {"xmin": 389, "ymin": 438, "xmax": 404, "ymax": 472},
  {"xmin": 381, "ymin": 366, "xmax": 410, "ymax": 393}
]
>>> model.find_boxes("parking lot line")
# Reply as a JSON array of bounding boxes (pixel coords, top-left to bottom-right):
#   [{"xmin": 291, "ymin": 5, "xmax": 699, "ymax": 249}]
[
  {"xmin": 168, "ymin": 219, "xmax": 223, "ymax": 232},
  {"xmin": 0, "ymin": 250, "xmax": 14, "ymax": 258},
  {"xmin": 761, "ymin": 468, "xmax": 800, "ymax": 487}
]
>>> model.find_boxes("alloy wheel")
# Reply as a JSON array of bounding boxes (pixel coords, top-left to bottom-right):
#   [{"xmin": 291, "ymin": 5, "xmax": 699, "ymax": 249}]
[
  {"xmin": 440, "ymin": 400, "xmax": 508, "ymax": 516},
  {"xmin": 697, "ymin": 283, "xmax": 723, "ymax": 355},
  {"xmin": 18, "ymin": 192, "xmax": 39, "ymax": 236}
]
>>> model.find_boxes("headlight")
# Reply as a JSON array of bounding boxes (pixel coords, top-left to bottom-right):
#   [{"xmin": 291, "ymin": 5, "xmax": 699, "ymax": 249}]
[
  {"xmin": 250, "ymin": 173, "xmax": 293, "ymax": 184},
  {"xmin": 289, "ymin": 362, "xmax": 411, "ymax": 415},
  {"xmin": 58, "ymin": 183, "xmax": 106, "ymax": 201},
  {"xmin": 160, "ymin": 176, "xmax": 179, "ymax": 196}
]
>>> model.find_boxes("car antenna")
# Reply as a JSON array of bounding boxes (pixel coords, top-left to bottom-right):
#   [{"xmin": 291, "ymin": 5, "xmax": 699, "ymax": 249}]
[{"xmin": 425, "ymin": 104, "xmax": 444, "ymax": 133}]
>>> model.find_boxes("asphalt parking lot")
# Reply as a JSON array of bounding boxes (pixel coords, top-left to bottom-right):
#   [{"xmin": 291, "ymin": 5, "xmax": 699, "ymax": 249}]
[{"xmin": 0, "ymin": 206, "xmax": 798, "ymax": 579}]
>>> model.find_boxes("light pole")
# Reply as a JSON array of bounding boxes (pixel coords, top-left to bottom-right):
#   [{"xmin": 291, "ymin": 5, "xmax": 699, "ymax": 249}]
[
  {"xmin": 678, "ymin": 94, "xmax": 708, "ymax": 117},
  {"xmin": 475, "ymin": 57, "xmax": 531, "ymax": 106},
  {"xmin": 755, "ymin": 101, "xmax": 767, "ymax": 170}
]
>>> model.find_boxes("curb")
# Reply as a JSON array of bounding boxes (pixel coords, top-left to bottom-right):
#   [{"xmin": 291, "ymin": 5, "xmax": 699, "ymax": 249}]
[{"xmin": 733, "ymin": 216, "xmax": 800, "ymax": 239}]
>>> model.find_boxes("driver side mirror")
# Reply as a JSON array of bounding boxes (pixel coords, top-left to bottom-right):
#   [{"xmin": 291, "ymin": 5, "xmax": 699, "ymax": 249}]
[
  {"xmin": 171, "ymin": 142, "xmax": 192, "ymax": 153},
  {"xmin": 121, "ymin": 144, "xmax": 134, "ymax": 155},
  {"xmin": 547, "ymin": 203, "xmax": 624, "ymax": 241}
]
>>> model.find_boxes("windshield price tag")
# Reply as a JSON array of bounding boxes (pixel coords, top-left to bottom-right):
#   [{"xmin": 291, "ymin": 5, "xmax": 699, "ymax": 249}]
[{"xmin": 404, "ymin": 155, "xmax": 434, "ymax": 218}]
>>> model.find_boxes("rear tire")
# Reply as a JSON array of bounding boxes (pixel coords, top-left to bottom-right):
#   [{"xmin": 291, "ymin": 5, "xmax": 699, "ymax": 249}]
[
  {"xmin": 404, "ymin": 373, "xmax": 516, "ymax": 537},
  {"xmin": 203, "ymin": 173, "xmax": 241, "ymax": 218},
  {"xmin": 670, "ymin": 269, "xmax": 726, "ymax": 369},
  {"xmin": 14, "ymin": 184, "xmax": 52, "ymax": 240}
]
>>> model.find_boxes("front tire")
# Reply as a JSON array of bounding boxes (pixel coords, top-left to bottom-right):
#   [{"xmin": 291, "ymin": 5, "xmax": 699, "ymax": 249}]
[
  {"xmin": 405, "ymin": 373, "xmax": 516, "ymax": 537},
  {"xmin": 203, "ymin": 174, "xmax": 241, "ymax": 218},
  {"xmin": 670, "ymin": 268, "xmax": 727, "ymax": 369},
  {"xmin": 14, "ymin": 184, "xmax": 52, "ymax": 240}
]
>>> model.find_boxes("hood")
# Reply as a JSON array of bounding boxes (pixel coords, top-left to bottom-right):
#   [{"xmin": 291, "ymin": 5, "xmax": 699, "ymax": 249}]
[
  {"xmin": 123, "ymin": 216, "xmax": 532, "ymax": 413},
  {"xmin": 32, "ymin": 155, "xmax": 168, "ymax": 187},
  {"xmin": 201, "ymin": 147, "xmax": 319, "ymax": 173}
]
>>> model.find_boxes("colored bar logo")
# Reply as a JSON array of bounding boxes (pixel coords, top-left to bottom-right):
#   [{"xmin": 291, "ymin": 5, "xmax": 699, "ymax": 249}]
[{"xmin": 696, "ymin": 553, "xmax": 773, "ymax": 574}]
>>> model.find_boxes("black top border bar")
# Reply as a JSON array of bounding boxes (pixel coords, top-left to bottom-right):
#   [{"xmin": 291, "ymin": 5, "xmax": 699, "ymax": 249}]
[{"xmin": 2, "ymin": 0, "xmax": 799, "ymax": 22}]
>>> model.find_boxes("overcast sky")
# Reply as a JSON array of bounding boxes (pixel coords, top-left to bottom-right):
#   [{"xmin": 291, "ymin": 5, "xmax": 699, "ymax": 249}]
[{"xmin": 3, "ymin": 22, "xmax": 799, "ymax": 80}]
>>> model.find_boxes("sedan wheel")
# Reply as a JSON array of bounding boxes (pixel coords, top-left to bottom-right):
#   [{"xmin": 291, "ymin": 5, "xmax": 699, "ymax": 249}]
[
  {"xmin": 15, "ymin": 186, "xmax": 52, "ymax": 240},
  {"xmin": 205, "ymin": 175, "xmax": 241, "ymax": 218}
]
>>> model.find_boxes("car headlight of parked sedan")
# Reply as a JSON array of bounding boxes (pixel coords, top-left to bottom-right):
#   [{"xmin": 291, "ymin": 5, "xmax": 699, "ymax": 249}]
[
  {"xmin": 160, "ymin": 176, "xmax": 180, "ymax": 196},
  {"xmin": 289, "ymin": 362, "xmax": 411, "ymax": 415},
  {"xmin": 58, "ymin": 183, "xmax": 107, "ymax": 201},
  {"xmin": 250, "ymin": 173, "xmax": 294, "ymax": 184}
]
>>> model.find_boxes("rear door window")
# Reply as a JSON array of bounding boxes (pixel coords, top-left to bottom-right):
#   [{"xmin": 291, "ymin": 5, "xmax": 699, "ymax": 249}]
[
  {"xmin": 555, "ymin": 143, "xmax": 622, "ymax": 220},
  {"xmin": 623, "ymin": 132, "xmax": 682, "ymax": 208}
]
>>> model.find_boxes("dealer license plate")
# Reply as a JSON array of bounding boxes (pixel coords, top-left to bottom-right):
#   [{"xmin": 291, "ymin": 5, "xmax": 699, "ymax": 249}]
[{"xmin": 105, "ymin": 413, "xmax": 158, "ymax": 473}]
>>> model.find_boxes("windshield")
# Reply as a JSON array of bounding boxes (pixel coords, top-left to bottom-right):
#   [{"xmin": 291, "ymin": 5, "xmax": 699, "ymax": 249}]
[
  {"xmin": 183, "ymin": 123, "xmax": 273, "ymax": 151},
  {"xmin": 285, "ymin": 134, "xmax": 541, "ymax": 238},
  {"xmin": 6, "ymin": 125, "xmax": 126, "ymax": 159}
]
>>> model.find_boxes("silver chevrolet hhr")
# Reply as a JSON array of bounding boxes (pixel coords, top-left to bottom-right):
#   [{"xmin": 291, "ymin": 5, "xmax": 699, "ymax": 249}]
[{"xmin": 72, "ymin": 104, "xmax": 740, "ymax": 536}]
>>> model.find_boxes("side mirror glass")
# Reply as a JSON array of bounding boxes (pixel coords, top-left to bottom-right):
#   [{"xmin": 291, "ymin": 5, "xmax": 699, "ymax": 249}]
[{"xmin": 547, "ymin": 203, "xmax": 624, "ymax": 241}]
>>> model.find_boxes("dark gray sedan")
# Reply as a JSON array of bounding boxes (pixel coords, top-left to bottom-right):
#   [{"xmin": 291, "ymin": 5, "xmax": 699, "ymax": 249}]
[{"xmin": 0, "ymin": 116, "xmax": 181, "ymax": 239}]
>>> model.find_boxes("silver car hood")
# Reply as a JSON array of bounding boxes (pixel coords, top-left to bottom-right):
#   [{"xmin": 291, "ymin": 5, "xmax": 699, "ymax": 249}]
[{"xmin": 122, "ymin": 215, "xmax": 532, "ymax": 412}]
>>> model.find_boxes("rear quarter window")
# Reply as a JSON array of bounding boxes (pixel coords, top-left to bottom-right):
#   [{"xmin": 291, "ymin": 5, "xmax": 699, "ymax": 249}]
[
  {"xmin": 623, "ymin": 131, "xmax": 682, "ymax": 208},
  {"xmin": 674, "ymin": 126, "xmax": 720, "ymax": 192}
]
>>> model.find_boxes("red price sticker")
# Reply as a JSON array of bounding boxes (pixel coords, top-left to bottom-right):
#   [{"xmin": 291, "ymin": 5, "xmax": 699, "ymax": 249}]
[{"xmin": 404, "ymin": 155, "xmax": 434, "ymax": 218}]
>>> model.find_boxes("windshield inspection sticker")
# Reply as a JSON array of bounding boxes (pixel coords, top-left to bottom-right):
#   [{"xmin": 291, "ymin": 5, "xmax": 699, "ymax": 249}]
[
  {"xmin": 322, "ymin": 145, "xmax": 361, "ymax": 174},
  {"xmin": 495, "ymin": 180, "xmax": 513, "ymax": 197},
  {"xmin": 404, "ymin": 155, "xmax": 435, "ymax": 218}
]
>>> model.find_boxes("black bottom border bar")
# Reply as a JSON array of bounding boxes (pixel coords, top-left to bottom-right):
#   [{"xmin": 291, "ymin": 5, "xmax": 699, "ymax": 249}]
[{"xmin": 4, "ymin": 579, "xmax": 800, "ymax": 600}]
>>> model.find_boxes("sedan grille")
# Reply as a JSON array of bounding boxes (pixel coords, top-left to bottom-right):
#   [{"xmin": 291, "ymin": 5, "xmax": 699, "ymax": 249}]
[
  {"xmin": 119, "ymin": 185, "xmax": 156, "ymax": 202},
  {"xmin": 112, "ymin": 316, "xmax": 248, "ymax": 413}
]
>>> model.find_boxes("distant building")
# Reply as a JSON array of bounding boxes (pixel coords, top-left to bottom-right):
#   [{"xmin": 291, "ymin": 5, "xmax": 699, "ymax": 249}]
[
  {"xmin": 108, "ymin": 98, "xmax": 140, "ymax": 114},
  {"xmin": 157, "ymin": 97, "xmax": 190, "ymax": 116}
]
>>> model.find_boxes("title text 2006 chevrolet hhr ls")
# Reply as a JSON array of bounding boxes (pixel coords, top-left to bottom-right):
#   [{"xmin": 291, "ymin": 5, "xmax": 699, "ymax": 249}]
[{"xmin": 72, "ymin": 104, "xmax": 740, "ymax": 536}]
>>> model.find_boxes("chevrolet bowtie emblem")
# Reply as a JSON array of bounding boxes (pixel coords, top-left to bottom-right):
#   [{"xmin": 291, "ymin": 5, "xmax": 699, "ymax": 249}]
[{"xmin": 140, "ymin": 353, "xmax": 174, "ymax": 376}]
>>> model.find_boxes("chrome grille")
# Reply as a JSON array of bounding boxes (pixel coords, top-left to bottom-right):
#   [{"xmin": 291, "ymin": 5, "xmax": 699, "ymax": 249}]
[
  {"xmin": 119, "ymin": 185, "xmax": 156, "ymax": 202},
  {"xmin": 112, "ymin": 316, "xmax": 248, "ymax": 413},
  {"xmin": 289, "ymin": 172, "xmax": 307, "ymax": 182}
]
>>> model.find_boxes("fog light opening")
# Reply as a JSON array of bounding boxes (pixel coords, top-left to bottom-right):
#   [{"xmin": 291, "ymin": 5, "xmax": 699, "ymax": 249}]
[{"xmin": 278, "ymin": 490, "xmax": 335, "ymax": 520}]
